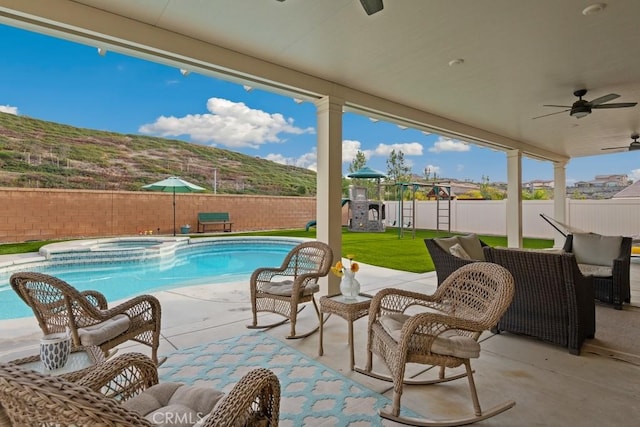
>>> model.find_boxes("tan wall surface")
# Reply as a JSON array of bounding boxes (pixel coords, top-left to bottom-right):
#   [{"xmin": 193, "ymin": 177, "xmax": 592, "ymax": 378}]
[{"xmin": 0, "ymin": 188, "xmax": 317, "ymax": 243}]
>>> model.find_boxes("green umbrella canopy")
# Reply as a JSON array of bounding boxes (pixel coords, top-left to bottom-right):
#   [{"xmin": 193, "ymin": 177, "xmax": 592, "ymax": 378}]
[
  {"xmin": 142, "ymin": 177, "xmax": 205, "ymax": 236},
  {"xmin": 142, "ymin": 176, "xmax": 206, "ymax": 193},
  {"xmin": 346, "ymin": 166, "xmax": 387, "ymax": 179}
]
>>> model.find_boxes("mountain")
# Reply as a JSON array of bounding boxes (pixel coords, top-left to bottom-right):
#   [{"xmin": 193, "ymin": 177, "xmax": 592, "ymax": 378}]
[{"xmin": 0, "ymin": 112, "xmax": 317, "ymax": 196}]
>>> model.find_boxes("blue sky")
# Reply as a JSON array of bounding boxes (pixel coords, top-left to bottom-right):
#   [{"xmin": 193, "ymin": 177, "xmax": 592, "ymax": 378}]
[{"xmin": 1, "ymin": 24, "xmax": 639, "ymax": 184}]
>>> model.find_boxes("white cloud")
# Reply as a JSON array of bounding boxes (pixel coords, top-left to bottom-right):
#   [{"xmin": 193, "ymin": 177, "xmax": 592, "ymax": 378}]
[
  {"xmin": 371, "ymin": 142, "xmax": 423, "ymax": 157},
  {"xmin": 629, "ymin": 169, "xmax": 640, "ymax": 182},
  {"xmin": 428, "ymin": 137, "xmax": 470, "ymax": 153},
  {"xmin": 342, "ymin": 140, "xmax": 364, "ymax": 163},
  {"xmin": 0, "ymin": 105, "xmax": 18, "ymax": 115},
  {"xmin": 139, "ymin": 97, "xmax": 315, "ymax": 149},
  {"xmin": 265, "ymin": 149, "xmax": 317, "ymax": 171}
]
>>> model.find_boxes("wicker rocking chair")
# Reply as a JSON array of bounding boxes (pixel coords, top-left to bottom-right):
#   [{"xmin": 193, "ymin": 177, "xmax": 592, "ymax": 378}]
[
  {"xmin": 0, "ymin": 352, "xmax": 280, "ymax": 426},
  {"xmin": 10, "ymin": 272, "xmax": 162, "ymax": 364},
  {"xmin": 248, "ymin": 241, "xmax": 333, "ymax": 339},
  {"xmin": 355, "ymin": 262, "xmax": 516, "ymax": 426}
]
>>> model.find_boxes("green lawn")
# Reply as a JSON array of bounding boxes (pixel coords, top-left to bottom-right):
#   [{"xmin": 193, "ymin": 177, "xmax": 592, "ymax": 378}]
[
  {"xmin": 0, "ymin": 229, "xmax": 553, "ymax": 274},
  {"xmin": 214, "ymin": 228, "xmax": 553, "ymax": 273}
]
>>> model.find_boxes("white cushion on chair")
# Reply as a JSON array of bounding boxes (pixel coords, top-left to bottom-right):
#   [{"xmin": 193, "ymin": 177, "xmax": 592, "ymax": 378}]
[
  {"xmin": 379, "ymin": 313, "xmax": 480, "ymax": 359},
  {"xmin": 577, "ymin": 263, "xmax": 613, "ymax": 277},
  {"xmin": 121, "ymin": 382, "xmax": 224, "ymax": 426},
  {"xmin": 78, "ymin": 314, "xmax": 130, "ymax": 346},
  {"xmin": 261, "ymin": 280, "xmax": 319, "ymax": 296},
  {"xmin": 572, "ymin": 233, "xmax": 622, "ymax": 266}
]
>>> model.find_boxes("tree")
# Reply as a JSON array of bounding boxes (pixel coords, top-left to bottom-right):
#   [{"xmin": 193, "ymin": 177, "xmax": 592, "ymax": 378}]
[
  {"xmin": 348, "ymin": 151, "xmax": 367, "ymax": 174},
  {"xmin": 386, "ymin": 149, "xmax": 411, "ymax": 183},
  {"xmin": 521, "ymin": 188, "xmax": 551, "ymax": 200},
  {"xmin": 479, "ymin": 175, "xmax": 506, "ymax": 200},
  {"xmin": 424, "ymin": 167, "xmax": 438, "ymax": 182}
]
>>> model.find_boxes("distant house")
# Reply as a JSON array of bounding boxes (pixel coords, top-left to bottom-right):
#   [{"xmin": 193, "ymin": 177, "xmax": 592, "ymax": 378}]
[
  {"xmin": 523, "ymin": 179, "xmax": 554, "ymax": 190},
  {"xmin": 575, "ymin": 174, "xmax": 629, "ymax": 188}
]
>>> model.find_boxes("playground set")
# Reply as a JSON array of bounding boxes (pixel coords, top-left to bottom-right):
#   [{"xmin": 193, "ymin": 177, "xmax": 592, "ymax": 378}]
[{"xmin": 306, "ymin": 166, "xmax": 453, "ymax": 238}]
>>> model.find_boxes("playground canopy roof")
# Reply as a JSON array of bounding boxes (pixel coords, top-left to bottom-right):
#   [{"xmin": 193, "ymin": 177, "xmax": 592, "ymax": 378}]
[{"xmin": 347, "ymin": 166, "xmax": 387, "ymax": 179}]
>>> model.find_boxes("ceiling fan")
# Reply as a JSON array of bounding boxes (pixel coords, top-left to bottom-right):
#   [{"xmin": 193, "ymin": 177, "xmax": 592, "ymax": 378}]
[
  {"xmin": 602, "ymin": 133, "xmax": 640, "ymax": 152},
  {"xmin": 533, "ymin": 89, "xmax": 637, "ymax": 119}
]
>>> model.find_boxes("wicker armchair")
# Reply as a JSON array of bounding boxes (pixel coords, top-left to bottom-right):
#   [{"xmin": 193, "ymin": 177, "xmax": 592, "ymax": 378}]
[
  {"xmin": 563, "ymin": 234, "xmax": 632, "ymax": 309},
  {"xmin": 424, "ymin": 236, "xmax": 488, "ymax": 286},
  {"xmin": 355, "ymin": 262, "xmax": 515, "ymax": 426},
  {"xmin": 248, "ymin": 241, "xmax": 333, "ymax": 339},
  {"xmin": 10, "ymin": 272, "xmax": 162, "ymax": 364},
  {"xmin": 0, "ymin": 352, "xmax": 280, "ymax": 426},
  {"xmin": 484, "ymin": 247, "xmax": 595, "ymax": 354}
]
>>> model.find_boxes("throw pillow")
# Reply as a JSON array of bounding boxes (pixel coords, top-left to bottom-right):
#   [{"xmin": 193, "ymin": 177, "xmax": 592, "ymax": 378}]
[
  {"xmin": 457, "ymin": 233, "xmax": 485, "ymax": 261},
  {"xmin": 434, "ymin": 236, "xmax": 460, "ymax": 253},
  {"xmin": 449, "ymin": 243, "xmax": 471, "ymax": 260},
  {"xmin": 572, "ymin": 233, "xmax": 622, "ymax": 266}
]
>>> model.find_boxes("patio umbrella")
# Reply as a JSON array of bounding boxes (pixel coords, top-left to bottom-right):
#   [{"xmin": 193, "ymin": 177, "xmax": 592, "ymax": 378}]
[{"xmin": 142, "ymin": 176, "xmax": 205, "ymax": 236}]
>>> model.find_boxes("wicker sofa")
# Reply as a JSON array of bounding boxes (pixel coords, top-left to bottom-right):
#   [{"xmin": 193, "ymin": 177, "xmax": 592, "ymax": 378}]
[
  {"xmin": 424, "ymin": 234, "xmax": 488, "ymax": 285},
  {"xmin": 483, "ymin": 247, "xmax": 595, "ymax": 355}
]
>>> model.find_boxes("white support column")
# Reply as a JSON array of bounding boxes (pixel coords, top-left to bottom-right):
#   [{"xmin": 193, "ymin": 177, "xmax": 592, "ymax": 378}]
[
  {"xmin": 506, "ymin": 150, "xmax": 523, "ymax": 248},
  {"xmin": 553, "ymin": 160, "xmax": 568, "ymax": 248},
  {"xmin": 315, "ymin": 96, "xmax": 344, "ymax": 294}
]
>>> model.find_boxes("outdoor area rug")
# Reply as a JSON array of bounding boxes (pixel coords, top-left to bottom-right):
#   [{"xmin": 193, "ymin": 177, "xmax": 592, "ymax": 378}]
[
  {"xmin": 158, "ymin": 332, "xmax": 419, "ymax": 426},
  {"xmin": 582, "ymin": 304, "xmax": 640, "ymax": 366}
]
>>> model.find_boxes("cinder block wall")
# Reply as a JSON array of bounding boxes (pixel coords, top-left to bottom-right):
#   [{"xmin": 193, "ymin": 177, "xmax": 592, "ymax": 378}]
[{"xmin": 0, "ymin": 188, "xmax": 317, "ymax": 242}]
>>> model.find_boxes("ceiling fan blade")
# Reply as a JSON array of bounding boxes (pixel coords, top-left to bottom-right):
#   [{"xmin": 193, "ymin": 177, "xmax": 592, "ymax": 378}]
[
  {"xmin": 532, "ymin": 109, "xmax": 570, "ymax": 119},
  {"xmin": 542, "ymin": 104, "xmax": 572, "ymax": 108},
  {"xmin": 589, "ymin": 93, "xmax": 620, "ymax": 105},
  {"xmin": 601, "ymin": 146, "xmax": 629, "ymax": 150},
  {"xmin": 360, "ymin": 0, "xmax": 384, "ymax": 15},
  {"xmin": 592, "ymin": 102, "xmax": 638, "ymax": 109}
]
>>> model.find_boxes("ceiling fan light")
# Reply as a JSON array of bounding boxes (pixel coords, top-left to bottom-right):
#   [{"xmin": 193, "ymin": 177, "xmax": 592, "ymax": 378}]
[
  {"xmin": 570, "ymin": 106, "xmax": 591, "ymax": 118},
  {"xmin": 360, "ymin": 0, "xmax": 384, "ymax": 15}
]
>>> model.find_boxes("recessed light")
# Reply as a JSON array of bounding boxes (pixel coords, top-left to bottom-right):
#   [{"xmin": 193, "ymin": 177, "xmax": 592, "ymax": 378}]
[
  {"xmin": 582, "ymin": 3, "xmax": 607, "ymax": 15},
  {"xmin": 448, "ymin": 58, "xmax": 464, "ymax": 67}
]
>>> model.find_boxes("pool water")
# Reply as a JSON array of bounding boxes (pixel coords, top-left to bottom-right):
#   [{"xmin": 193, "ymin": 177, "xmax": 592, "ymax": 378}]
[{"xmin": 0, "ymin": 238, "xmax": 299, "ymax": 320}]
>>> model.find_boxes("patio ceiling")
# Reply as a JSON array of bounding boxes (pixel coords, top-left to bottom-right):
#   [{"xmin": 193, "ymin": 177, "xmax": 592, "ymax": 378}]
[{"xmin": 2, "ymin": 0, "xmax": 640, "ymax": 163}]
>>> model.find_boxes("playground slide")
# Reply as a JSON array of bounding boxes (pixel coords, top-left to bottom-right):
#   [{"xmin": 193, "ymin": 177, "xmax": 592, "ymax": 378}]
[{"xmin": 305, "ymin": 199, "xmax": 349, "ymax": 231}]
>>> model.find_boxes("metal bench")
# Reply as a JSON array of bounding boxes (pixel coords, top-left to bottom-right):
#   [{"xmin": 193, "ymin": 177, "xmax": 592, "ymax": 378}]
[{"xmin": 197, "ymin": 212, "xmax": 233, "ymax": 233}]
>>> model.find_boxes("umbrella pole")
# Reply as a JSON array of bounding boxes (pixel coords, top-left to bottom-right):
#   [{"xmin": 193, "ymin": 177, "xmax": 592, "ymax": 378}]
[{"xmin": 173, "ymin": 188, "xmax": 176, "ymax": 236}]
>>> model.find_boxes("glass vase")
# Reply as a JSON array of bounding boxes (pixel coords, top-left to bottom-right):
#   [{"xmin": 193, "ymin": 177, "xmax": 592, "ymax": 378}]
[{"xmin": 339, "ymin": 271, "xmax": 361, "ymax": 299}]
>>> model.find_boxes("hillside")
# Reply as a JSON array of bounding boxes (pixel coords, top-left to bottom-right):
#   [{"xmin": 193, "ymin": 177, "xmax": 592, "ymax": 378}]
[{"xmin": 0, "ymin": 112, "xmax": 317, "ymax": 196}]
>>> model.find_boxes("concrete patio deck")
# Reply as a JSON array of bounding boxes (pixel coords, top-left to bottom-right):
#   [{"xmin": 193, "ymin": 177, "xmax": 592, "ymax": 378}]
[{"xmin": 1, "ymin": 257, "xmax": 639, "ymax": 426}]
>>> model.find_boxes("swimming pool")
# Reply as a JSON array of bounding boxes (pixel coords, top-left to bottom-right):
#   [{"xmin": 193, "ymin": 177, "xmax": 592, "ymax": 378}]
[{"xmin": 0, "ymin": 236, "xmax": 303, "ymax": 320}]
